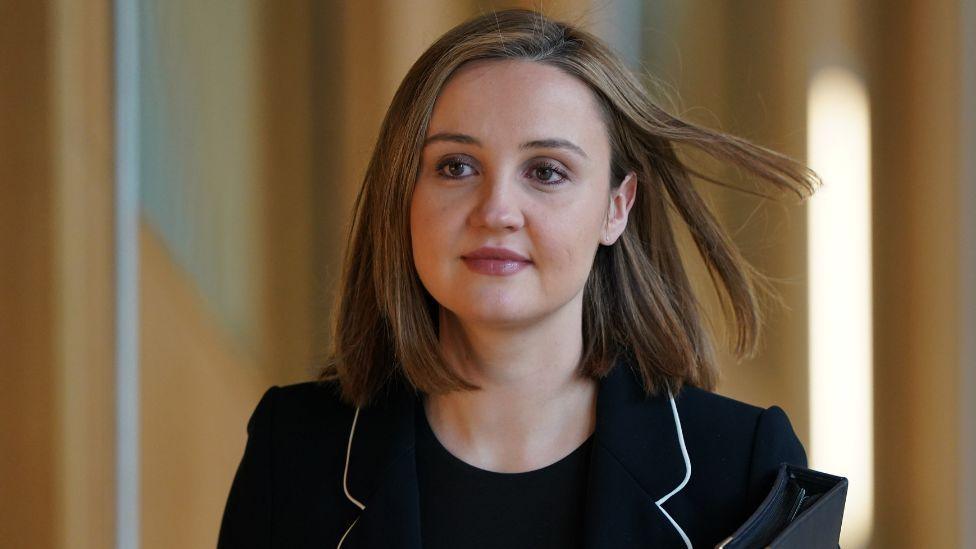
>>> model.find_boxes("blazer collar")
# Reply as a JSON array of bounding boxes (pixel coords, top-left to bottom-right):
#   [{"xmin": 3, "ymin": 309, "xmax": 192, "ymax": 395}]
[{"xmin": 337, "ymin": 357, "xmax": 692, "ymax": 549}]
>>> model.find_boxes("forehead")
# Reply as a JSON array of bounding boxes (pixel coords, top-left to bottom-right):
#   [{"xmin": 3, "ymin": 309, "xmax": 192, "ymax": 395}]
[{"xmin": 426, "ymin": 59, "xmax": 609, "ymax": 154}]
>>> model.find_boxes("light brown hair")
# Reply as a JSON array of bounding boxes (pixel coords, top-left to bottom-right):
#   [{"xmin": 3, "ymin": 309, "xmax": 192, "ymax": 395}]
[{"xmin": 319, "ymin": 8, "xmax": 820, "ymax": 408}]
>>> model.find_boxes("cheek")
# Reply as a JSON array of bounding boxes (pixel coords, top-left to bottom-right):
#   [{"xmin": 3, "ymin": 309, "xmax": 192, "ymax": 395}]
[
  {"xmin": 538, "ymin": 214, "xmax": 599, "ymax": 274},
  {"xmin": 409, "ymin": 191, "xmax": 431, "ymax": 265},
  {"xmin": 409, "ymin": 187, "xmax": 454, "ymax": 268}
]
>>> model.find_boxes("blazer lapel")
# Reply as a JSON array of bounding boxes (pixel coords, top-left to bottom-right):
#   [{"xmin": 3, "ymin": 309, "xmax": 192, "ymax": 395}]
[
  {"xmin": 338, "ymin": 376, "xmax": 423, "ymax": 549},
  {"xmin": 580, "ymin": 359, "xmax": 693, "ymax": 548},
  {"xmin": 336, "ymin": 358, "xmax": 692, "ymax": 549}
]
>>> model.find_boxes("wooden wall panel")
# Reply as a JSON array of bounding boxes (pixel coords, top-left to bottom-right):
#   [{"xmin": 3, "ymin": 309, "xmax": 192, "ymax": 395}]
[
  {"xmin": 0, "ymin": 4, "xmax": 57, "ymax": 547},
  {"xmin": 52, "ymin": 1, "xmax": 116, "ymax": 548},
  {"xmin": 868, "ymin": 1, "xmax": 964, "ymax": 546},
  {"xmin": 0, "ymin": 1, "xmax": 115, "ymax": 547}
]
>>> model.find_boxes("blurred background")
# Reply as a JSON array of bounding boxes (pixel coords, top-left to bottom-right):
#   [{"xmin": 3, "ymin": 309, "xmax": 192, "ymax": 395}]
[{"xmin": 1, "ymin": 0, "xmax": 973, "ymax": 547}]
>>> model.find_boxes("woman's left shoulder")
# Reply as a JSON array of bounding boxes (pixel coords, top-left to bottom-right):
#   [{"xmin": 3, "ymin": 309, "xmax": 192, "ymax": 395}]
[
  {"xmin": 674, "ymin": 385, "xmax": 792, "ymax": 432},
  {"xmin": 662, "ymin": 386, "xmax": 809, "ymax": 545},
  {"xmin": 672, "ymin": 385, "xmax": 806, "ymax": 464},
  {"xmin": 671, "ymin": 385, "xmax": 808, "ymax": 503}
]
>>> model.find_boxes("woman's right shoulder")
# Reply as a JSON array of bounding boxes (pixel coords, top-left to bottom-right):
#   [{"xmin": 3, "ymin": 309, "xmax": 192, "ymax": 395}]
[
  {"xmin": 245, "ymin": 379, "xmax": 357, "ymax": 442},
  {"xmin": 219, "ymin": 379, "xmax": 360, "ymax": 546}
]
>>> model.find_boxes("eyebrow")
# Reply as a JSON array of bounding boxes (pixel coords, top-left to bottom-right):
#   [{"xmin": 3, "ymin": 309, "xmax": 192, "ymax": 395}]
[{"xmin": 422, "ymin": 132, "xmax": 589, "ymax": 159}]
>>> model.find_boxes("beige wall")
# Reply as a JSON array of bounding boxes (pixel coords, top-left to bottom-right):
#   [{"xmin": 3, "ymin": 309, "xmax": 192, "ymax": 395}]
[{"xmin": 140, "ymin": 222, "xmax": 269, "ymax": 549}]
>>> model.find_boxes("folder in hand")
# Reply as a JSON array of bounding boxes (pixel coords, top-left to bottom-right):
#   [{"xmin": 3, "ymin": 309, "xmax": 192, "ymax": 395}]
[{"xmin": 716, "ymin": 464, "xmax": 848, "ymax": 548}]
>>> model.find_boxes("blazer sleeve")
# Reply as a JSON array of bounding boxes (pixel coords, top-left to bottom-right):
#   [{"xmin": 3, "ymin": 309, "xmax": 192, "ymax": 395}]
[
  {"xmin": 744, "ymin": 405, "xmax": 807, "ymax": 510},
  {"xmin": 217, "ymin": 386, "xmax": 279, "ymax": 549}
]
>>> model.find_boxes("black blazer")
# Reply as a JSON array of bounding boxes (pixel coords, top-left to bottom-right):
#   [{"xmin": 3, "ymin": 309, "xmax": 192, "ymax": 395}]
[{"xmin": 217, "ymin": 358, "xmax": 807, "ymax": 549}]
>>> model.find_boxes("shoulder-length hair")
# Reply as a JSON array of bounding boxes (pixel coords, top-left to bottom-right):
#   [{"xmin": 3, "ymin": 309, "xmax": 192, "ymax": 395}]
[{"xmin": 319, "ymin": 8, "xmax": 820, "ymax": 408}]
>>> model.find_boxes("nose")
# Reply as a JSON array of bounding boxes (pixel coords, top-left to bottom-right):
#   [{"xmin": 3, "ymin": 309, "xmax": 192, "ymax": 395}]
[{"xmin": 467, "ymin": 173, "xmax": 525, "ymax": 232}]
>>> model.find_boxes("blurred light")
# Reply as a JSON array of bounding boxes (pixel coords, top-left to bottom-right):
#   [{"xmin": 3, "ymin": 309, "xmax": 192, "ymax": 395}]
[{"xmin": 807, "ymin": 66, "xmax": 874, "ymax": 548}]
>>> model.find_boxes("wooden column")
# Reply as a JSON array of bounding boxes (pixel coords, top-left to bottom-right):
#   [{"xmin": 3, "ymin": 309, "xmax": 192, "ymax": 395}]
[
  {"xmin": 868, "ymin": 1, "xmax": 965, "ymax": 546},
  {"xmin": 0, "ymin": 1, "xmax": 116, "ymax": 547},
  {"xmin": 0, "ymin": 3, "xmax": 58, "ymax": 548}
]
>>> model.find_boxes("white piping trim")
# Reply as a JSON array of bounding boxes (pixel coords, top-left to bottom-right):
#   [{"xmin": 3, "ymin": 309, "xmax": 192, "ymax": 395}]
[
  {"xmin": 342, "ymin": 405, "xmax": 366, "ymax": 510},
  {"xmin": 656, "ymin": 504, "xmax": 692, "ymax": 549},
  {"xmin": 338, "ymin": 406, "xmax": 365, "ymax": 548},
  {"xmin": 654, "ymin": 391, "xmax": 693, "ymax": 549},
  {"xmin": 336, "ymin": 516, "xmax": 360, "ymax": 549}
]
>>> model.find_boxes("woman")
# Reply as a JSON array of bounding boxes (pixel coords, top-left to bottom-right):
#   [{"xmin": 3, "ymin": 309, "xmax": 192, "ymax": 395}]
[{"xmin": 218, "ymin": 8, "xmax": 820, "ymax": 549}]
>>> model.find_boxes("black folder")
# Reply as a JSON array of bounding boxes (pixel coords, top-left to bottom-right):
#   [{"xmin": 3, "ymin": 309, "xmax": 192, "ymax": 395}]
[{"xmin": 716, "ymin": 464, "xmax": 848, "ymax": 548}]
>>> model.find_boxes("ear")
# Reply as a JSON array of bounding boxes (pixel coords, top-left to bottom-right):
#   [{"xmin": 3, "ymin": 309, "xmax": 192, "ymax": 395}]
[{"xmin": 602, "ymin": 172, "xmax": 638, "ymax": 245}]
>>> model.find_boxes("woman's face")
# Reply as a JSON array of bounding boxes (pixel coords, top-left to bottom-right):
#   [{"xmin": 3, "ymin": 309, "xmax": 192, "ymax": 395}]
[{"xmin": 410, "ymin": 59, "xmax": 636, "ymax": 330}]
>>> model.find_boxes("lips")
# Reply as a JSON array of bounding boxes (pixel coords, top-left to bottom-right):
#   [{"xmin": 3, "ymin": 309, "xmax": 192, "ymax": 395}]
[
  {"xmin": 461, "ymin": 246, "xmax": 532, "ymax": 276},
  {"xmin": 461, "ymin": 246, "xmax": 531, "ymax": 262}
]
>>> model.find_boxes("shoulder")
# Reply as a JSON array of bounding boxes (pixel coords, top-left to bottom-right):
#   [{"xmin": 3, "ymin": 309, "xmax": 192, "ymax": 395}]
[
  {"xmin": 664, "ymin": 386, "xmax": 807, "ymax": 545},
  {"xmin": 241, "ymin": 380, "xmax": 359, "ymax": 500},
  {"xmin": 672, "ymin": 384, "xmax": 764, "ymax": 421},
  {"xmin": 672, "ymin": 385, "xmax": 806, "ymax": 468},
  {"xmin": 219, "ymin": 381, "xmax": 361, "ymax": 547},
  {"xmin": 243, "ymin": 380, "xmax": 357, "ymax": 453},
  {"xmin": 671, "ymin": 386, "xmax": 806, "ymax": 513},
  {"xmin": 271, "ymin": 378, "xmax": 352, "ymax": 416},
  {"xmin": 672, "ymin": 385, "xmax": 804, "ymax": 456},
  {"xmin": 669, "ymin": 386, "xmax": 764, "ymax": 471}
]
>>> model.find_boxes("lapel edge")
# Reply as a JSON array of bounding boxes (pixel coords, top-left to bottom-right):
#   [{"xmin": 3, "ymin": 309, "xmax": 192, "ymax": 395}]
[{"xmin": 590, "ymin": 361, "xmax": 694, "ymax": 548}]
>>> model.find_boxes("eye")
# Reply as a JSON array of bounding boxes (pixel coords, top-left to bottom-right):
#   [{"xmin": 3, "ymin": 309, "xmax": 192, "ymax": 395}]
[
  {"xmin": 435, "ymin": 156, "xmax": 477, "ymax": 179},
  {"xmin": 529, "ymin": 160, "xmax": 569, "ymax": 186}
]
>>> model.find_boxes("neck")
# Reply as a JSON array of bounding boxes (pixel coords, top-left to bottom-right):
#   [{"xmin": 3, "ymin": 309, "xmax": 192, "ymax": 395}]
[{"xmin": 422, "ymin": 300, "xmax": 597, "ymax": 473}]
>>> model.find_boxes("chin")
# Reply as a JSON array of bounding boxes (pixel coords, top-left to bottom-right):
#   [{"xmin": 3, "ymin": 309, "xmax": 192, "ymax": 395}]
[
  {"xmin": 464, "ymin": 304, "xmax": 548, "ymax": 329},
  {"xmin": 464, "ymin": 315, "xmax": 536, "ymax": 330},
  {"xmin": 439, "ymin": 300, "xmax": 532, "ymax": 327}
]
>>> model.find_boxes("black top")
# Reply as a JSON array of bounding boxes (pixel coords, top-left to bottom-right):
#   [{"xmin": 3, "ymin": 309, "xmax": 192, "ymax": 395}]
[{"xmin": 414, "ymin": 400, "xmax": 593, "ymax": 549}]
